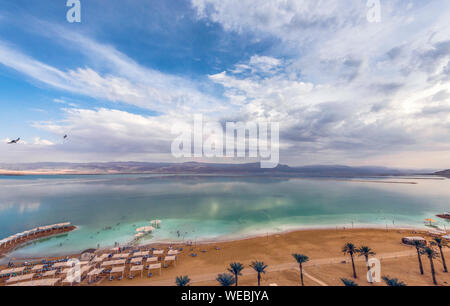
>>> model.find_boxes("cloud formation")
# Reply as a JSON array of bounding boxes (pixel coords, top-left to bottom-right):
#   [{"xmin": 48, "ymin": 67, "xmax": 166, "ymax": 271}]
[{"xmin": 0, "ymin": 0, "xmax": 449, "ymax": 168}]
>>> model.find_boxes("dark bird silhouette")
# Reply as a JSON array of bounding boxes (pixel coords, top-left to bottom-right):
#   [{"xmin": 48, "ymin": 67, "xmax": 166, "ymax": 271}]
[
  {"xmin": 63, "ymin": 134, "xmax": 68, "ymax": 139},
  {"xmin": 7, "ymin": 138, "xmax": 20, "ymax": 144}
]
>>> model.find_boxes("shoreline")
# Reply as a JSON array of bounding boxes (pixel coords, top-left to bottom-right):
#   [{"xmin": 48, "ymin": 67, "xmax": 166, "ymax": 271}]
[
  {"xmin": 2, "ymin": 227, "xmax": 449, "ymax": 286},
  {"xmin": 3, "ymin": 225, "xmax": 434, "ymax": 264}
]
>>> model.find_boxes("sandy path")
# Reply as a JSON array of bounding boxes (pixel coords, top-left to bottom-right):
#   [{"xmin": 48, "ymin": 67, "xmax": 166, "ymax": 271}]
[{"xmin": 143, "ymin": 249, "xmax": 418, "ymax": 286}]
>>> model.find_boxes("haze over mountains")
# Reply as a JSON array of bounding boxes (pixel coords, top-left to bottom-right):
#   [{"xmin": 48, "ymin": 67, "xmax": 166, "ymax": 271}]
[{"xmin": 0, "ymin": 162, "xmax": 442, "ymax": 177}]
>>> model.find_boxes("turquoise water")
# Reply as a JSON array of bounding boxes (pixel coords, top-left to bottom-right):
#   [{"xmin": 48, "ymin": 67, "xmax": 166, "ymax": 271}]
[{"xmin": 0, "ymin": 175, "xmax": 449, "ymax": 260}]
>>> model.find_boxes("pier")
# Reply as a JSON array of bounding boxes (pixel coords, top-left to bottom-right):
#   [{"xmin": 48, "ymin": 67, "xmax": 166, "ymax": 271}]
[{"xmin": 0, "ymin": 223, "xmax": 76, "ymax": 256}]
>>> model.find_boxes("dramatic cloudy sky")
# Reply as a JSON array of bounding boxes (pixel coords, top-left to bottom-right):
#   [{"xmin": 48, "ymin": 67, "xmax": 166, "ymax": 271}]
[{"xmin": 0, "ymin": 0, "xmax": 449, "ymax": 168}]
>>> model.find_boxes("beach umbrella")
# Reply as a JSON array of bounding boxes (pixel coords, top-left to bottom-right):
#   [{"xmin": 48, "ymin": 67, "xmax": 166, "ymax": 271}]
[{"xmin": 425, "ymin": 218, "xmax": 436, "ymax": 226}]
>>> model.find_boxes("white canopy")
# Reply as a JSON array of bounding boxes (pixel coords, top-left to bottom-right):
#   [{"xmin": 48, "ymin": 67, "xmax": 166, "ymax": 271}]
[
  {"xmin": 136, "ymin": 226, "xmax": 154, "ymax": 233},
  {"xmin": 148, "ymin": 263, "xmax": 162, "ymax": 272},
  {"xmin": 31, "ymin": 265, "xmax": 44, "ymax": 271},
  {"xmin": 130, "ymin": 257, "xmax": 143, "ymax": 264},
  {"xmin": 112, "ymin": 253, "xmax": 130, "ymax": 259},
  {"xmin": 42, "ymin": 270, "xmax": 57, "ymax": 277},
  {"xmin": 130, "ymin": 265, "xmax": 143, "ymax": 272},
  {"xmin": 110, "ymin": 266, "xmax": 125, "ymax": 274},
  {"xmin": 8, "ymin": 278, "xmax": 60, "ymax": 287},
  {"xmin": 0, "ymin": 267, "xmax": 26, "ymax": 274},
  {"xmin": 53, "ymin": 262, "xmax": 71, "ymax": 268},
  {"xmin": 6, "ymin": 273, "xmax": 34, "ymax": 284},
  {"xmin": 88, "ymin": 268, "xmax": 104, "ymax": 276},
  {"xmin": 164, "ymin": 255, "xmax": 176, "ymax": 262},
  {"xmin": 101, "ymin": 259, "xmax": 126, "ymax": 267},
  {"xmin": 133, "ymin": 251, "xmax": 149, "ymax": 257}
]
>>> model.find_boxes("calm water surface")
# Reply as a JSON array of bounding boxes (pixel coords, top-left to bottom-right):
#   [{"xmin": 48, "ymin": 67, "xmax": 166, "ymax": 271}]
[{"xmin": 0, "ymin": 175, "xmax": 449, "ymax": 260}]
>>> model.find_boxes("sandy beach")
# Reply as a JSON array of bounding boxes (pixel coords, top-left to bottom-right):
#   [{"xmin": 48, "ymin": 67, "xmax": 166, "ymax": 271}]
[
  {"xmin": 99, "ymin": 228, "xmax": 450, "ymax": 287},
  {"xmin": 1, "ymin": 227, "xmax": 449, "ymax": 286}
]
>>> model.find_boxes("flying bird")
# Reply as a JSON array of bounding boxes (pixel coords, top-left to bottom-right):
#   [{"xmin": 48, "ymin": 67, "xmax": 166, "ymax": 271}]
[
  {"xmin": 7, "ymin": 138, "xmax": 20, "ymax": 144},
  {"xmin": 63, "ymin": 134, "xmax": 68, "ymax": 139}
]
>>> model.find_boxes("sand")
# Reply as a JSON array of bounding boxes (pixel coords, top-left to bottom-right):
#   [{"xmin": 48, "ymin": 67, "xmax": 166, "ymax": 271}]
[{"xmin": 100, "ymin": 228, "xmax": 450, "ymax": 286}]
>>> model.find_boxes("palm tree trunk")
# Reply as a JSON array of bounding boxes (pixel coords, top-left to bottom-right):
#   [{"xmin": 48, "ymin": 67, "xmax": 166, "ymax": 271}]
[
  {"xmin": 429, "ymin": 257, "xmax": 437, "ymax": 285},
  {"xmin": 300, "ymin": 264, "xmax": 304, "ymax": 286},
  {"xmin": 438, "ymin": 246, "xmax": 448, "ymax": 273},
  {"xmin": 257, "ymin": 273, "xmax": 261, "ymax": 286},
  {"xmin": 416, "ymin": 248, "xmax": 424, "ymax": 275},
  {"xmin": 350, "ymin": 254, "xmax": 357, "ymax": 278},
  {"xmin": 235, "ymin": 274, "xmax": 238, "ymax": 286}
]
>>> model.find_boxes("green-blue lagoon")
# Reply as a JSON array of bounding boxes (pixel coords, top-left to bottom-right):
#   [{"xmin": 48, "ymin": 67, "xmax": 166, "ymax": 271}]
[{"xmin": 0, "ymin": 175, "xmax": 449, "ymax": 261}]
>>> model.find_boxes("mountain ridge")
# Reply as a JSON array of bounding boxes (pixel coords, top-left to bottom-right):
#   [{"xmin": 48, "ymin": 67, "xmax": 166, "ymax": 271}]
[{"xmin": 0, "ymin": 161, "xmax": 437, "ymax": 177}]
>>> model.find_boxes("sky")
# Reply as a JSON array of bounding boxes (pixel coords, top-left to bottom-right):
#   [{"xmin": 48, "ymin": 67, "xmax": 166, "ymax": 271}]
[{"xmin": 0, "ymin": 0, "xmax": 449, "ymax": 169}]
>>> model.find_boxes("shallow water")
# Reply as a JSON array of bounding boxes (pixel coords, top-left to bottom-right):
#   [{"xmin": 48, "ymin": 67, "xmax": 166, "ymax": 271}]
[{"xmin": 0, "ymin": 174, "xmax": 449, "ymax": 260}]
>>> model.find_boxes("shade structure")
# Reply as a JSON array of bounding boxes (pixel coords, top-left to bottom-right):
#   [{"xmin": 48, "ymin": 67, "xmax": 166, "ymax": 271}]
[
  {"xmin": 130, "ymin": 265, "xmax": 144, "ymax": 277},
  {"xmin": 130, "ymin": 257, "xmax": 143, "ymax": 264},
  {"xmin": 425, "ymin": 218, "xmax": 436, "ymax": 226},
  {"xmin": 153, "ymin": 250, "xmax": 164, "ymax": 255},
  {"xmin": 0, "ymin": 222, "xmax": 72, "ymax": 247},
  {"xmin": 6, "ymin": 273, "xmax": 34, "ymax": 284},
  {"xmin": 0, "ymin": 266, "xmax": 26, "ymax": 274},
  {"xmin": 110, "ymin": 266, "xmax": 125, "ymax": 277},
  {"xmin": 61, "ymin": 267, "xmax": 75, "ymax": 275},
  {"xmin": 87, "ymin": 268, "xmax": 104, "ymax": 282},
  {"xmin": 101, "ymin": 259, "xmax": 126, "ymax": 267},
  {"xmin": 151, "ymin": 220, "xmax": 161, "ymax": 227},
  {"xmin": 136, "ymin": 226, "xmax": 154, "ymax": 233},
  {"xmin": 7, "ymin": 278, "xmax": 60, "ymax": 287},
  {"xmin": 42, "ymin": 270, "xmax": 57, "ymax": 277},
  {"xmin": 53, "ymin": 262, "xmax": 71, "ymax": 268},
  {"xmin": 146, "ymin": 257, "xmax": 158, "ymax": 263},
  {"xmin": 88, "ymin": 268, "xmax": 104, "ymax": 276},
  {"xmin": 112, "ymin": 253, "xmax": 130, "ymax": 259},
  {"xmin": 133, "ymin": 251, "xmax": 149, "ymax": 257},
  {"xmin": 93, "ymin": 253, "xmax": 109, "ymax": 262},
  {"xmin": 148, "ymin": 263, "xmax": 162, "ymax": 275},
  {"xmin": 167, "ymin": 250, "xmax": 179, "ymax": 255},
  {"xmin": 31, "ymin": 264, "xmax": 44, "ymax": 271},
  {"xmin": 164, "ymin": 255, "xmax": 176, "ymax": 266}
]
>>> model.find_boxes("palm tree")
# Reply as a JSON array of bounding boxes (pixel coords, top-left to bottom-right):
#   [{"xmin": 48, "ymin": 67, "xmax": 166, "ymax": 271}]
[
  {"xmin": 432, "ymin": 237, "xmax": 448, "ymax": 273},
  {"xmin": 423, "ymin": 247, "xmax": 438, "ymax": 285},
  {"xmin": 412, "ymin": 240, "xmax": 425, "ymax": 275},
  {"xmin": 216, "ymin": 273, "xmax": 236, "ymax": 286},
  {"xmin": 341, "ymin": 278, "xmax": 358, "ymax": 286},
  {"xmin": 250, "ymin": 261, "xmax": 268, "ymax": 286},
  {"xmin": 357, "ymin": 246, "xmax": 376, "ymax": 283},
  {"xmin": 228, "ymin": 262, "xmax": 244, "ymax": 286},
  {"xmin": 382, "ymin": 276, "xmax": 406, "ymax": 287},
  {"xmin": 175, "ymin": 275, "xmax": 191, "ymax": 286},
  {"xmin": 292, "ymin": 254, "xmax": 309, "ymax": 286},
  {"xmin": 342, "ymin": 243, "xmax": 358, "ymax": 278}
]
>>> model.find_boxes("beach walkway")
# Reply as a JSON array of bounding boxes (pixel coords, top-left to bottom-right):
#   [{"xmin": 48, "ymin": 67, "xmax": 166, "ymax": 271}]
[
  {"xmin": 143, "ymin": 249, "xmax": 419, "ymax": 286},
  {"xmin": 0, "ymin": 223, "xmax": 75, "ymax": 257}
]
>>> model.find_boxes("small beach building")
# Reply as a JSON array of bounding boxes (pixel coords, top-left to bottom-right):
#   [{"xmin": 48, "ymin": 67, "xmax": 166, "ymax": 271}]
[{"xmin": 402, "ymin": 236, "xmax": 427, "ymax": 246}]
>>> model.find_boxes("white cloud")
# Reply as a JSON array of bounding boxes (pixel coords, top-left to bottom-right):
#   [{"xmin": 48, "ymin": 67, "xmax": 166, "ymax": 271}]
[
  {"xmin": 198, "ymin": 0, "xmax": 450, "ymax": 167},
  {"xmin": 0, "ymin": 35, "xmax": 226, "ymax": 114}
]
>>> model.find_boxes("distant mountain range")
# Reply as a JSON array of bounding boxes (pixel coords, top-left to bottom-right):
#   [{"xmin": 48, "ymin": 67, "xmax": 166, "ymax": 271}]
[
  {"xmin": 434, "ymin": 169, "xmax": 450, "ymax": 177},
  {"xmin": 0, "ymin": 161, "xmax": 440, "ymax": 177}
]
